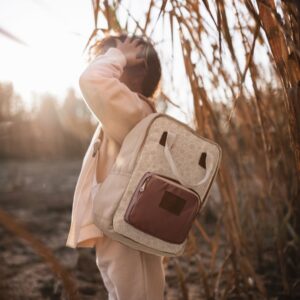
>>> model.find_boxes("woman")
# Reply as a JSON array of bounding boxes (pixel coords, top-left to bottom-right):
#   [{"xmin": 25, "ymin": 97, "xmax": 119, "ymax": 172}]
[{"xmin": 65, "ymin": 33, "xmax": 166, "ymax": 300}]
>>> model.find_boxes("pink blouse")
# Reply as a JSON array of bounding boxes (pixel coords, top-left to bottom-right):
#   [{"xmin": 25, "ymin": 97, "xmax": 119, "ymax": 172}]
[{"xmin": 76, "ymin": 149, "xmax": 104, "ymax": 247}]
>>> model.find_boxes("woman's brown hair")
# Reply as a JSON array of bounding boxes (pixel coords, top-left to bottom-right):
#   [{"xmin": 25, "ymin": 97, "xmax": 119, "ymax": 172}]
[{"xmin": 89, "ymin": 33, "xmax": 161, "ymax": 99}]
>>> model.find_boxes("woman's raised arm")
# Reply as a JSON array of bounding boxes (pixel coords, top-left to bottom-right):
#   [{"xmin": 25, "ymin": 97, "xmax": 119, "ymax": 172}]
[{"xmin": 79, "ymin": 46, "xmax": 152, "ymax": 144}]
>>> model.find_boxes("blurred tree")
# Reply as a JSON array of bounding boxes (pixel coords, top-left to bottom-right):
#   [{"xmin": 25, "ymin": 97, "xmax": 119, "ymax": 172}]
[
  {"xmin": 0, "ymin": 82, "xmax": 23, "ymax": 121},
  {"xmin": 35, "ymin": 93, "xmax": 65, "ymax": 158},
  {"xmin": 60, "ymin": 88, "xmax": 95, "ymax": 156}
]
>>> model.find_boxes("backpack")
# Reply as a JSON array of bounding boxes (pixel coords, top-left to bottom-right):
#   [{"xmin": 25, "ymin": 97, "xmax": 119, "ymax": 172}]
[{"xmin": 92, "ymin": 112, "xmax": 222, "ymax": 256}]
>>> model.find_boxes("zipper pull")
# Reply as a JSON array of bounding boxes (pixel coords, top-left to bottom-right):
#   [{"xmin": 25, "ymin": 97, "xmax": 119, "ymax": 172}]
[
  {"xmin": 139, "ymin": 181, "xmax": 146, "ymax": 192},
  {"xmin": 139, "ymin": 176, "xmax": 151, "ymax": 192}
]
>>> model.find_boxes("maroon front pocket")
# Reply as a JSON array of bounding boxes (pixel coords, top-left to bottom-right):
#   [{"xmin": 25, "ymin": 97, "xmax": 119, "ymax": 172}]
[{"xmin": 124, "ymin": 172, "xmax": 201, "ymax": 244}]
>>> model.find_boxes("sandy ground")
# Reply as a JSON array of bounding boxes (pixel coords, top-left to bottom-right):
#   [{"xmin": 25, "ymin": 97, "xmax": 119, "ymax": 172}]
[
  {"xmin": 0, "ymin": 160, "xmax": 205, "ymax": 300},
  {"xmin": 0, "ymin": 160, "xmax": 107, "ymax": 299}
]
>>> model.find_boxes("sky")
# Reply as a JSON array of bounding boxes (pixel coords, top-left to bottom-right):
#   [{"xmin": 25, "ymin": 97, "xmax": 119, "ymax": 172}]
[
  {"xmin": 0, "ymin": 0, "xmax": 193, "ymax": 121},
  {"xmin": 0, "ymin": 0, "xmax": 273, "ymax": 123},
  {"xmin": 0, "ymin": 0, "xmax": 100, "ymax": 103}
]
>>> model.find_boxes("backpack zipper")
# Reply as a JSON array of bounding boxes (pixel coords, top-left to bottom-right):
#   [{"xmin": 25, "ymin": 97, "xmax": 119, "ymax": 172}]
[
  {"xmin": 133, "ymin": 172, "xmax": 202, "ymax": 213},
  {"xmin": 152, "ymin": 173, "xmax": 202, "ymax": 213}
]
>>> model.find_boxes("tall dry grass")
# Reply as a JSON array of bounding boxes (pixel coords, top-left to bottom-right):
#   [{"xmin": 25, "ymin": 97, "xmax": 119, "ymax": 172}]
[
  {"xmin": 0, "ymin": 0, "xmax": 299, "ymax": 298},
  {"xmin": 83, "ymin": 0, "xmax": 299, "ymax": 298}
]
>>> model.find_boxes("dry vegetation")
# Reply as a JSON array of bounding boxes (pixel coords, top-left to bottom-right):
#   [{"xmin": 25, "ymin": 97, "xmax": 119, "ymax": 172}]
[
  {"xmin": 0, "ymin": 0, "xmax": 299, "ymax": 299},
  {"xmin": 0, "ymin": 86, "xmax": 94, "ymax": 159},
  {"xmin": 85, "ymin": 0, "xmax": 299, "ymax": 298}
]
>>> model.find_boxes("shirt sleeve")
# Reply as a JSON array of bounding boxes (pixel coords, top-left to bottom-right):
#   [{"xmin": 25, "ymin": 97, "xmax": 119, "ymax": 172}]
[{"xmin": 79, "ymin": 47, "xmax": 153, "ymax": 145}]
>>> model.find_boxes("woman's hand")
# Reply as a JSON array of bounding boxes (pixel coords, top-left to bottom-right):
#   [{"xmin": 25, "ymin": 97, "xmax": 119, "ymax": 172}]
[{"xmin": 115, "ymin": 36, "xmax": 146, "ymax": 67}]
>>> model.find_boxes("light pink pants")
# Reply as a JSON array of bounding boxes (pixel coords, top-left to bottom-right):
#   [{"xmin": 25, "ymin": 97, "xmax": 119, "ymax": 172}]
[{"xmin": 95, "ymin": 235, "xmax": 166, "ymax": 300}]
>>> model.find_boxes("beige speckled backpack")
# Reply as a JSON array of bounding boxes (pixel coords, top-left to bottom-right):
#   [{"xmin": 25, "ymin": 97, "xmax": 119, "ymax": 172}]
[{"xmin": 92, "ymin": 112, "xmax": 222, "ymax": 256}]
